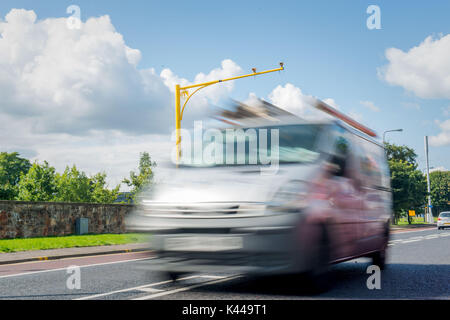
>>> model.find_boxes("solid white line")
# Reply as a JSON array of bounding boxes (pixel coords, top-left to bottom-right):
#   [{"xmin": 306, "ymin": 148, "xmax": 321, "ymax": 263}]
[
  {"xmin": 197, "ymin": 275, "xmax": 227, "ymax": 279},
  {"xmin": 137, "ymin": 287, "xmax": 164, "ymax": 293},
  {"xmin": 0, "ymin": 257, "xmax": 154, "ymax": 280},
  {"xmin": 133, "ymin": 275, "xmax": 242, "ymax": 300},
  {"xmin": 75, "ymin": 275, "xmax": 199, "ymax": 300},
  {"xmin": 402, "ymin": 239, "xmax": 421, "ymax": 243}
]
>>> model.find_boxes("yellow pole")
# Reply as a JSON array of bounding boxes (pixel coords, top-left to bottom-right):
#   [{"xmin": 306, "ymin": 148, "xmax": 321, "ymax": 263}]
[
  {"xmin": 175, "ymin": 84, "xmax": 181, "ymax": 163},
  {"xmin": 174, "ymin": 63, "xmax": 284, "ymax": 166}
]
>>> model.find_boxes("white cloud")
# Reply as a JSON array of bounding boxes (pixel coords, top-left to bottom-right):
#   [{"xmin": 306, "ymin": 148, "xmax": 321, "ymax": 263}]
[
  {"xmin": 0, "ymin": 9, "xmax": 241, "ymax": 136},
  {"xmin": 430, "ymin": 166, "xmax": 448, "ymax": 173},
  {"xmin": 380, "ymin": 34, "xmax": 450, "ymax": 99},
  {"xmin": 360, "ymin": 100, "xmax": 380, "ymax": 112},
  {"xmin": 0, "ymin": 8, "xmax": 244, "ymax": 189},
  {"xmin": 160, "ymin": 59, "xmax": 242, "ymax": 123},
  {"xmin": 430, "ymin": 119, "xmax": 450, "ymax": 146},
  {"xmin": 0, "ymin": 9, "xmax": 173, "ymax": 134},
  {"xmin": 322, "ymin": 98, "xmax": 340, "ymax": 110},
  {"xmin": 442, "ymin": 105, "xmax": 450, "ymax": 117},
  {"xmin": 267, "ymin": 83, "xmax": 335, "ymax": 120}
]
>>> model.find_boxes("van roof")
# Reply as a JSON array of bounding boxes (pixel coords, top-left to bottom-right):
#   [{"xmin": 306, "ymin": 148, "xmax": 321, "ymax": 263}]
[{"xmin": 215, "ymin": 115, "xmax": 383, "ymax": 148}]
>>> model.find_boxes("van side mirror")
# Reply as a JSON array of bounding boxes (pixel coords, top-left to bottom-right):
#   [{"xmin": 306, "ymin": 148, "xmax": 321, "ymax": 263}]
[
  {"xmin": 328, "ymin": 155, "xmax": 346, "ymax": 177},
  {"xmin": 325, "ymin": 161, "xmax": 340, "ymax": 175}
]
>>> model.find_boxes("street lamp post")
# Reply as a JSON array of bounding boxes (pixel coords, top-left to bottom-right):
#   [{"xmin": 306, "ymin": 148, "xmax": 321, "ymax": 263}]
[
  {"xmin": 174, "ymin": 63, "xmax": 285, "ymax": 164},
  {"xmin": 383, "ymin": 128, "xmax": 403, "ymax": 144},
  {"xmin": 382, "ymin": 128, "xmax": 403, "ymax": 225},
  {"xmin": 424, "ymin": 136, "xmax": 433, "ymax": 223}
]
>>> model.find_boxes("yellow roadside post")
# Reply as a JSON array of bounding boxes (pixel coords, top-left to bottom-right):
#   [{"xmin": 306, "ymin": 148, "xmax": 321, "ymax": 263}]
[{"xmin": 174, "ymin": 63, "xmax": 285, "ymax": 165}]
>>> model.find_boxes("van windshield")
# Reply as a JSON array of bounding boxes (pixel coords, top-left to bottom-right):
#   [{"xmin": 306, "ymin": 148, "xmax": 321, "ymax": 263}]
[
  {"xmin": 181, "ymin": 124, "xmax": 323, "ymax": 167},
  {"xmin": 440, "ymin": 212, "xmax": 450, "ymax": 218}
]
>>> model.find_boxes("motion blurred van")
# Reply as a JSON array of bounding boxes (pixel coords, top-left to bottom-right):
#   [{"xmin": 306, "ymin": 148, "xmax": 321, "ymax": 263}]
[{"xmin": 126, "ymin": 114, "xmax": 392, "ymax": 286}]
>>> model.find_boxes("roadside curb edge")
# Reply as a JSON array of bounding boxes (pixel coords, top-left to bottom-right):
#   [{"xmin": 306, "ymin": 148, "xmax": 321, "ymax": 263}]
[{"xmin": 0, "ymin": 247, "xmax": 151, "ymax": 266}]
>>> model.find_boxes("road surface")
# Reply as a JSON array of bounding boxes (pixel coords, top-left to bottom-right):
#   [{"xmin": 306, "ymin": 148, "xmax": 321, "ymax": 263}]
[{"xmin": 0, "ymin": 228, "xmax": 449, "ymax": 300}]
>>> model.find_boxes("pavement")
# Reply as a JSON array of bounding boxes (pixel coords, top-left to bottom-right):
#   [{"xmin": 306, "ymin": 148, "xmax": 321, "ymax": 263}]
[
  {"xmin": 0, "ymin": 243, "xmax": 150, "ymax": 265},
  {"xmin": 0, "ymin": 226, "xmax": 449, "ymax": 300}
]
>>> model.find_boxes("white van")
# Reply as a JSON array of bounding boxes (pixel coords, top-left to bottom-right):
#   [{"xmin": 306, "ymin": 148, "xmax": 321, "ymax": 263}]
[{"xmin": 126, "ymin": 116, "xmax": 392, "ymax": 284}]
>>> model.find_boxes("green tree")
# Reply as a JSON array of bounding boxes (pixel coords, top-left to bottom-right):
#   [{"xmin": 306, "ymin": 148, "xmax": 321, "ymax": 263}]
[
  {"xmin": 54, "ymin": 165, "xmax": 92, "ymax": 202},
  {"xmin": 55, "ymin": 166, "xmax": 120, "ymax": 204},
  {"xmin": 122, "ymin": 152, "xmax": 156, "ymax": 203},
  {"xmin": 384, "ymin": 142, "xmax": 427, "ymax": 224},
  {"xmin": 384, "ymin": 142, "xmax": 417, "ymax": 166},
  {"xmin": 389, "ymin": 160, "xmax": 427, "ymax": 223},
  {"xmin": 16, "ymin": 161, "xmax": 57, "ymax": 201},
  {"xmin": 430, "ymin": 170, "xmax": 450, "ymax": 214},
  {"xmin": 90, "ymin": 172, "xmax": 120, "ymax": 204},
  {"xmin": 0, "ymin": 152, "xmax": 31, "ymax": 200}
]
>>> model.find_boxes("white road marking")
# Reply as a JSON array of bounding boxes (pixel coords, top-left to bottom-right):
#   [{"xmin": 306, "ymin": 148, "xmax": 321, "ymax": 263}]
[
  {"xmin": 389, "ymin": 230, "xmax": 447, "ymax": 245},
  {"xmin": 197, "ymin": 275, "xmax": 228, "ymax": 279},
  {"xmin": 75, "ymin": 274, "xmax": 228, "ymax": 300},
  {"xmin": 0, "ymin": 257, "xmax": 154, "ymax": 280},
  {"xmin": 133, "ymin": 275, "xmax": 242, "ymax": 300},
  {"xmin": 402, "ymin": 239, "xmax": 422, "ymax": 243},
  {"xmin": 136, "ymin": 288, "xmax": 164, "ymax": 293},
  {"xmin": 75, "ymin": 275, "xmax": 198, "ymax": 300}
]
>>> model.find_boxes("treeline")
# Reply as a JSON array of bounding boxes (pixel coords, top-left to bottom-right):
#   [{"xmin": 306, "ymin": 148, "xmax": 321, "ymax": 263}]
[
  {"xmin": 1, "ymin": 144, "xmax": 449, "ymax": 216},
  {"xmin": 0, "ymin": 152, "xmax": 156, "ymax": 204},
  {"xmin": 385, "ymin": 142, "xmax": 450, "ymax": 223}
]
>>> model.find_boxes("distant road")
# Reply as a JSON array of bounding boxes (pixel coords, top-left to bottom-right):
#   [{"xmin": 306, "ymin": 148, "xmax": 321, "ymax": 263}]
[{"xmin": 0, "ymin": 228, "xmax": 449, "ymax": 300}]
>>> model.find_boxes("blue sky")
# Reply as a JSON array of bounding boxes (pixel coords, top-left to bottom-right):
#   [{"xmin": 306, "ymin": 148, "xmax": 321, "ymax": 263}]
[{"xmin": 0, "ymin": 0, "xmax": 449, "ymax": 184}]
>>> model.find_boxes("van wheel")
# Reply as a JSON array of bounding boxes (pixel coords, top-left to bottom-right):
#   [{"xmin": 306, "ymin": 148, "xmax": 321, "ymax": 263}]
[
  {"xmin": 372, "ymin": 249, "xmax": 386, "ymax": 270},
  {"xmin": 305, "ymin": 227, "xmax": 332, "ymax": 293},
  {"xmin": 372, "ymin": 225, "xmax": 389, "ymax": 270},
  {"xmin": 168, "ymin": 272, "xmax": 186, "ymax": 281}
]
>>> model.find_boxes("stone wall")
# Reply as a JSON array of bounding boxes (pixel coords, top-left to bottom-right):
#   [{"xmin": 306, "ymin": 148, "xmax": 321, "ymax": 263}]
[{"xmin": 0, "ymin": 201, "xmax": 135, "ymax": 239}]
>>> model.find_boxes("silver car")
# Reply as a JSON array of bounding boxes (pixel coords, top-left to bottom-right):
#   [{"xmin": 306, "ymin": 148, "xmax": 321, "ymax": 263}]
[{"xmin": 437, "ymin": 212, "xmax": 450, "ymax": 230}]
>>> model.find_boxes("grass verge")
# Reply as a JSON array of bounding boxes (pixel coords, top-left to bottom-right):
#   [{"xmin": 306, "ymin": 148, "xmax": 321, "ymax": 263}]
[{"xmin": 0, "ymin": 233, "xmax": 150, "ymax": 253}]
